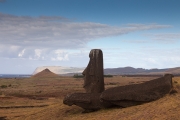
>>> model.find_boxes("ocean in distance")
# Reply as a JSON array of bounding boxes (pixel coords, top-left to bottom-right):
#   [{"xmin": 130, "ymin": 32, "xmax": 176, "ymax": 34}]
[{"xmin": 0, "ymin": 74, "xmax": 32, "ymax": 78}]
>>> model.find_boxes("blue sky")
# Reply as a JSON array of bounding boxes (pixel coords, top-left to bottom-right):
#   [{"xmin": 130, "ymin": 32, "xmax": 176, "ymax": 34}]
[{"xmin": 0, "ymin": 0, "xmax": 180, "ymax": 74}]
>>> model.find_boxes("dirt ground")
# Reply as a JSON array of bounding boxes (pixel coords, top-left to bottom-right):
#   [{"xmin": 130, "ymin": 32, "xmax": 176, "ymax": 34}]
[{"xmin": 0, "ymin": 76, "xmax": 180, "ymax": 120}]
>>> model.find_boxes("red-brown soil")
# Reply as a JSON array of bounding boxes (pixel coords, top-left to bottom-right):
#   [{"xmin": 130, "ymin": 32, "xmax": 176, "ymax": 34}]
[{"xmin": 0, "ymin": 76, "xmax": 180, "ymax": 120}]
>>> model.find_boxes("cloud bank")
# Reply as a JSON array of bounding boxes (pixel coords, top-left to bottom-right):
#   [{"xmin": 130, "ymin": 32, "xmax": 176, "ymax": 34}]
[
  {"xmin": 146, "ymin": 33, "xmax": 180, "ymax": 43},
  {"xmin": 0, "ymin": 12, "xmax": 173, "ymax": 61},
  {"xmin": 0, "ymin": 12, "xmax": 171, "ymax": 48}
]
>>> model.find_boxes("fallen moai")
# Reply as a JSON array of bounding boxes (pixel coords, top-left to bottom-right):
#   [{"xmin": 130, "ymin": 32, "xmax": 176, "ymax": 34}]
[
  {"xmin": 100, "ymin": 74, "xmax": 173, "ymax": 108},
  {"xmin": 63, "ymin": 49, "xmax": 174, "ymax": 112},
  {"xmin": 63, "ymin": 93, "xmax": 112, "ymax": 112}
]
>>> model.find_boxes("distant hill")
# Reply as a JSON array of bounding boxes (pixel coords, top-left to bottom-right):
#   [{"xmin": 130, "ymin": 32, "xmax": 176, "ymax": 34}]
[
  {"xmin": 32, "ymin": 68, "xmax": 59, "ymax": 78},
  {"xmin": 32, "ymin": 66, "xmax": 84, "ymax": 75},
  {"xmin": 104, "ymin": 67, "xmax": 146, "ymax": 75},
  {"xmin": 164, "ymin": 67, "xmax": 180, "ymax": 74},
  {"xmin": 104, "ymin": 67, "xmax": 180, "ymax": 75},
  {"xmin": 32, "ymin": 66, "xmax": 180, "ymax": 76}
]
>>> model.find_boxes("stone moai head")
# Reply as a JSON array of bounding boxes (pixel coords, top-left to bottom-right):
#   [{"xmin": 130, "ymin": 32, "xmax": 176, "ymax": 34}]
[{"xmin": 82, "ymin": 49, "xmax": 105, "ymax": 93}]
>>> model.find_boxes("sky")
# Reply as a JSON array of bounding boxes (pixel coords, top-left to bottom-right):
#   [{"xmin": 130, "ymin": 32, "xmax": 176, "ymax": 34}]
[{"xmin": 0, "ymin": 0, "xmax": 180, "ymax": 74}]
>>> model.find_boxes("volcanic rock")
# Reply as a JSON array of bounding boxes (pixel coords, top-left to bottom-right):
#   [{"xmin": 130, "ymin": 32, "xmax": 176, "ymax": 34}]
[
  {"xmin": 82, "ymin": 49, "xmax": 104, "ymax": 93},
  {"xmin": 63, "ymin": 93, "xmax": 111, "ymax": 111},
  {"xmin": 100, "ymin": 74, "xmax": 173, "ymax": 107},
  {"xmin": 63, "ymin": 49, "xmax": 106, "ymax": 112}
]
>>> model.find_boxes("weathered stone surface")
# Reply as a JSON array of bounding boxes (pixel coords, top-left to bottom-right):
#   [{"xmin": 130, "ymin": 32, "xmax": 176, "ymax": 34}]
[
  {"xmin": 100, "ymin": 74, "xmax": 173, "ymax": 107},
  {"xmin": 82, "ymin": 49, "xmax": 104, "ymax": 93},
  {"xmin": 63, "ymin": 73, "xmax": 173, "ymax": 110},
  {"xmin": 63, "ymin": 93, "xmax": 112, "ymax": 111},
  {"xmin": 63, "ymin": 49, "xmax": 106, "ymax": 112}
]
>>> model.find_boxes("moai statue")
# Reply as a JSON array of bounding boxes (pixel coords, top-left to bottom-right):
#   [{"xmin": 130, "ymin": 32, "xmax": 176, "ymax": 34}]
[
  {"xmin": 82, "ymin": 49, "xmax": 105, "ymax": 93},
  {"xmin": 100, "ymin": 74, "xmax": 174, "ymax": 107},
  {"xmin": 63, "ymin": 49, "xmax": 173, "ymax": 112},
  {"xmin": 63, "ymin": 49, "xmax": 108, "ymax": 112}
]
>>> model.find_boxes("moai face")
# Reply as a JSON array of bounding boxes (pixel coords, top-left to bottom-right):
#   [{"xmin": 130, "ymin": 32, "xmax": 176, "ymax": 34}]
[{"xmin": 82, "ymin": 49, "xmax": 104, "ymax": 93}]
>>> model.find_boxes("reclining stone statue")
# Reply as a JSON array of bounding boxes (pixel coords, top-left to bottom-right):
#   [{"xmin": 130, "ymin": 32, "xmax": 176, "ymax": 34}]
[
  {"xmin": 100, "ymin": 74, "xmax": 173, "ymax": 108},
  {"xmin": 63, "ymin": 49, "xmax": 174, "ymax": 112}
]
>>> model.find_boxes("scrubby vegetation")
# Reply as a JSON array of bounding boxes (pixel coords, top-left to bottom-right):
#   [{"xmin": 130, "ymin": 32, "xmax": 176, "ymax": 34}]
[
  {"xmin": 1, "ymin": 85, "xmax": 7, "ymax": 88},
  {"xmin": 73, "ymin": 74, "xmax": 83, "ymax": 78},
  {"xmin": 73, "ymin": 74, "xmax": 113, "ymax": 78},
  {"xmin": 104, "ymin": 75, "xmax": 113, "ymax": 77}
]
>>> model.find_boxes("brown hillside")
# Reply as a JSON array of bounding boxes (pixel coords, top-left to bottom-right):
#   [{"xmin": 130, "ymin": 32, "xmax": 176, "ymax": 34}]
[
  {"xmin": 32, "ymin": 68, "xmax": 59, "ymax": 78},
  {"xmin": 164, "ymin": 67, "xmax": 180, "ymax": 74}
]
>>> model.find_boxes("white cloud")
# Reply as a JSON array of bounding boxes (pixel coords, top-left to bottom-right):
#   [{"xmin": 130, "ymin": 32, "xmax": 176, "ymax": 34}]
[
  {"xmin": 142, "ymin": 57, "xmax": 160, "ymax": 66},
  {"xmin": 0, "ymin": 44, "xmax": 69, "ymax": 61},
  {"xmin": 0, "ymin": 45, "xmax": 22, "ymax": 58},
  {"xmin": 51, "ymin": 49, "xmax": 69, "ymax": 61},
  {"xmin": 0, "ymin": 12, "xmax": 171, "ymax": 50},
  {"xmin": 18, "ymin": 49, "xmax": 26, "ymax": 57},
  {"xmin": 0, "ymin": 12, "xmax": 178, "ymax": 74},
  {"xmin": 122, "ymin": 39, "xmax": 149, "ymax": 44},
  {"xmin": 0, "ymin": 12, "xmax": 172, "ymax": 60},
  {"xmin": 145, "ymin": 33, "xmax": 180, "ymax": 43},
  {"xmin": 34, "ymin": 49, "xmax": 43, "ymax": 59}
]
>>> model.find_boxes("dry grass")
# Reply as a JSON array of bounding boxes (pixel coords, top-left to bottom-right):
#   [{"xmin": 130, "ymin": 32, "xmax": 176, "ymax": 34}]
[{"xmin": 0, "ymin": 76, "xmax": 180, "ymax": 120}]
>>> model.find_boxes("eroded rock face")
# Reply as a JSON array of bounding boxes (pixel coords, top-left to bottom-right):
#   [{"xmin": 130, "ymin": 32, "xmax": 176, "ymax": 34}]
[
  {"xmin": 82, "ymin": 49, "xmax": 104, "ymax": 93},
  {"xmin": 100, "ymin": 74, "xmax": 173, "ymax": 107}
]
